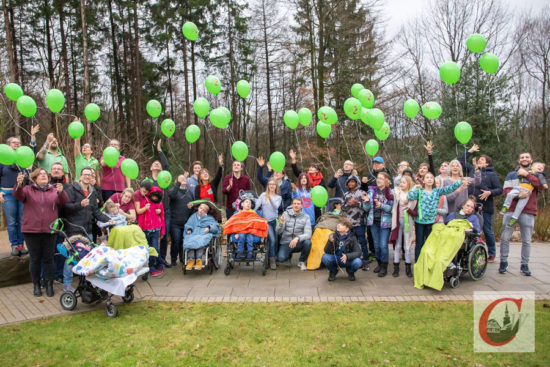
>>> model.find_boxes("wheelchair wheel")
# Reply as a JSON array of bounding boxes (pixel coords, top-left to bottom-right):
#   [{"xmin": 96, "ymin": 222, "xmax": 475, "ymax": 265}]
[
  {"xmin": 468, "ymin": 243, "xmax": 487, "ymax": 280},
  {"xmin": 105, "ymin": 302, "xmax": 118, "ymax": 318},
  {"xmin": 213, "ymin": 239, "xmax": 221, "ymax": 270},
  {"xmin": 224, "ymin": 265, "xmax": 231, "ymax": 276},
  {"xmin": 449, "ymin": 276, "xmax": 459, "ymax": 288},
  {"xmin": 60, "ymin": 291, "xmax": 77, "ymax": 311},
  {"xmin": 122, "ymin": 288, "xmax": 134, "ymax": 303}
]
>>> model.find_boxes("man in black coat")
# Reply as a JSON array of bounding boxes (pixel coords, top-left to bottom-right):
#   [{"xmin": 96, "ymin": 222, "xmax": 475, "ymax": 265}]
[
  {"xmin": 328, "ymin": 160, "xmax": 356, "ymax": 198},
  {"xmin": 459, "ymin": 145, "xmax": 502, "ymax": 262},
  {"xmin": 168, "ymin": 173, "xmax": 194, "ymax": 266},
  {"xmin": 63, "ymin": 167, "xmax": 112, "ymax": 237}
]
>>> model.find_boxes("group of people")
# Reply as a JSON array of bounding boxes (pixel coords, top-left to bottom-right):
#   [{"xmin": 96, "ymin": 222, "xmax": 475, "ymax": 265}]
[{"xmin": 1, "ymin": 128, "xmax": 546, "ymax": 296}]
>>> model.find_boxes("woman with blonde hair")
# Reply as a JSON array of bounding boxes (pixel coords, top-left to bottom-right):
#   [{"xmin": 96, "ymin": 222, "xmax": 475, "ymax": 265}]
[
  {"xmin": 443, "ymin": 159, "xmax": 480, "ymax": 216},
  {"xmin": 390, "ymin": 175, "xmax": 416, "ymax": 277},
  {"xmin": 255, "ymin": 178, "xmax": 282, "ymax": 270}
]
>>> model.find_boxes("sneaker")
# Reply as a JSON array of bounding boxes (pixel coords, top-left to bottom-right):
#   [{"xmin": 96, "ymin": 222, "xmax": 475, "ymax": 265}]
[
  {"xmin": 195, "ymin": 259, "xmax": 203, "ymax": 270},
  {"xmin": 328, "ymin": 270, "xmax": 337, "ymax": 281},
  {"xmin": 63, "ymin": 285, "xmax": 75, "ymax": 293},
  {"xmin": 487, "ymin": 255, "xmax": 495, "ymax": 263},
  {"xmin": 186, "ymin": 259, "xmax": 195, "ymax": 270},
  {"xmin": 164, "ymin": 261, "xmax": 172, "ymax": 269},
  {"xmin": 19, "ymin": 245, "xmax": 28, "ymax": 255},
  {"xmin": 246, "ymin": 252, "xmax": 254, "ymax": 260},
  {"xmin": 507, "ymin": 218, "xmax": 517, "ymax": 227},
  {"xmin": 348, "ymin": 272, "xmax": 356, "ymax": 281},
  {"xmin": 236, "ymin": 252, "xmax": 245, "ymax": 260},
  {"xmin": 269, "ymin": 257, "xmax": 277, "ymax": 270},
  {"xmin": 169, "ymin": 259, "xmax": 178, "ymax": 267},
  {"xmin": 500, "ymin": 206, "xmax": 508, "ymax": 215},
  {"xmin": 151, "ymin": 268, "xmax": 163, "ymax": 277},
  {"xmin": 54, "ymin": 275, "xmax": 64, "ymax": 284},
  {"xmin": 498, "ymin": 262, "xmax": 508, "ymax": 274},
  {"xmin": 298, "ymin": 261, "xmax": 307, "ymax": 271},
  {"xmin": 10, "ymin": 247, "xmax": 21, "ymax": 256},
  {"xmin": 520, "ymin": 264, "xmax": 531, "ymax": 276}
]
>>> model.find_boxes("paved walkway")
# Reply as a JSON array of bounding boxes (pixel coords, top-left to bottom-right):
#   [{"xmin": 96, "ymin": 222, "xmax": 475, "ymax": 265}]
[{"xmin": 0, "ymin": 242, "xmax": 549, "ymax": 326}]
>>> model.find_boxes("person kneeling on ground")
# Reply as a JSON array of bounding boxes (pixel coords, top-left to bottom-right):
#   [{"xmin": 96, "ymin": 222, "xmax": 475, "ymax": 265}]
[
  {"xmin": 276, "ymin": 198, "xmax": 312, "ymax": 271},
  {"xmin": 322, "ymin": 217, "xmax": 363, "ymax": 281},
  {"xmin": 184, "ymin": 203, "xmax": 220, "ymax": 270}
]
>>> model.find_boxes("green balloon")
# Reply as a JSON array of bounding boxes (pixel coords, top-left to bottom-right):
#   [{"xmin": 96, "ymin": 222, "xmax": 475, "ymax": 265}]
[
  {"xmin": 284, "ymin": 110, "xmax": 299, "ymax": 130},
  {"xmin": 45, "ymin": 89, "xmax": 65, "ymax": 113},
  {"xmin": 357, "ymin": 89, "xmax": 375, "ymax": 109},
  {"xmin": 103, "ymin": 147, "xmax": 120, "ymax": 168},
  {"xmin": 317, "ymin": 106, "xmax": 337, "ymax": 125},
  {"xmin": 0, "ymin": 144, "xmax": 16, "ymax": 165},
  {"xmin": 298, "ymin": 108, "xmax": 313, "ymax": 126},
  {"xmin": 220, "ymin": 106, "xmax": 232, "ymax": 125},
  {"xmin": 121, "ymin": 158, "xmax": 139, "ymax": 180},
  {"xmin": 185, "ymin": 124, "xmax": 201, "ymax": 143},
  {"xmin": 343, "ymin": 97, "xmax": 362, "ymax": 120},
  {"xmin": 269, "ymin": 151, "xmax": 286, "ymax": 172},
  {"xmin": 454, "ymin": 121, "xmax": 473, "ymax": 145},
  {"xmin": 366, "ymin": 108, "xmax": 385, "ymax": 130},
  {"xmin": 422, "ymin": 102, "xmax": 442, "ymax": 120},
  {"xmin": 350, "ymin": 83, "xmax": 364, "ymax": 98},
  {"xmin": 316, "ymin": 121, "xmax": 331, "ymax": 139},
  {"xmin": 15, "ymin": 146, "xmax": 34, "ymax": 169},
  {"xmin": 209, "ymin": 107, "xmax": 229, "ymax": 129},
  {"xmin": 84, "ymin": 103, "xmax": 101, "ymax": 122},
  {"xmin": 16, "ymin": 96, "xmax": 37, "ymax": 118},
  {"xmin": 236, "ymin": 80, "xmax": 250, "ymax": 98},
  {"xmin": 161, "ymin": 119, "xmax": 176, "ymax": 137},
  {"xmin": 4, "ymin": 83, "xmax": 23, "ymax": 102},
  {"xmin": 193, "ymin": 98, "xmax": 210, "ymax": 118},
  {"xmin": 146, "ymin": 99, "xmax": 162, "ymax": 118},
  {"xmin": 480, "ymin": 53, "xmax": 499, "ymax": 74},
  {"xmin": 403, "ymin": 99, "xmax": 420, "ymax": 119},
  {"xmin": 311, "ymin": 185, "xmax": 328, "ymax": 207},
  {"xmin": 68, "ymin": 120, "xmax": 85, "ymax": 139},
  {"xmin": 439, "ymin": 61, "xmax": 461, "ymax": 85},
  {"xmin": 360, "ymin": 108, "xmax": 370, "ymax": 126},
  {"xmin": 182, "ymin": 21, "xmax": 198, "ymax": 41},
  {"xmin": 374, "ymin": 122, "xmax": 390, "ymax": 141},
  {"xmin": 467, "ymin": 33, "xmax": 486, "ymax": 54},
  {"xmin": 157, "ymin": 170, "xmax": 172, "ymax": 189},
  {"xmin": 365, "ymin": 139, "xmax": 379, "ymax": 157},
  {"xmin": 205, "ymin": 75, "xmax": 221, "ymax": 95},
  {"xmin": 231, "ymin": 141, "xmax": 248, "ymax": 162}
]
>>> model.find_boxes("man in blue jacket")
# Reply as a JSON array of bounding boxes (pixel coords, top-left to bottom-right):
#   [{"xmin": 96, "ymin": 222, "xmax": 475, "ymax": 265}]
[{"xmin": 459, "ymin": 145, "xmax": 502, "ymax": 262}]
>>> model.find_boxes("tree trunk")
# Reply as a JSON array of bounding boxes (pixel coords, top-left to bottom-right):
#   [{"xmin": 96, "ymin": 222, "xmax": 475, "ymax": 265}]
[
  {"xmin": 226, "ymin": 0, "xmax": 238, "ymax": 139},
  {"xmin": 261, "ymin": 0, "xmax": 274, "ymax": 152},
  {"xmin": 57, "ymin": 0, "xmax": 72, "ymax": 118},
  {"xmin": 166, "ymin": 37, "xmax": 174, "ymax": 119},
  {"xmin": 181, "ymin": 32, "xmax": 190, "ymax": 126},
  {"xmin": 191, "ymin": 42, "xmax": 199, "ymax": 159},
  {"xmin": 107, "ymin": 0, "xmax": 124, "ymax": 131},
  {"xmin": 132, "ymin": 4, "xmax": 142, "ymax": 140},
  {"xmin": 2, "ymin": 0, "xmax": 20, "ymax": 136},
  {"xmin": 80, "ymin": 0, "xmax": 92, "ymax": 143}
]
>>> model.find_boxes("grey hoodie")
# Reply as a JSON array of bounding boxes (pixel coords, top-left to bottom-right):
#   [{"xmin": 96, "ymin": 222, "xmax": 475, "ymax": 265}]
[{"xmin": 276, "ymin": 206, "xmax": 312, "ymax": 244}]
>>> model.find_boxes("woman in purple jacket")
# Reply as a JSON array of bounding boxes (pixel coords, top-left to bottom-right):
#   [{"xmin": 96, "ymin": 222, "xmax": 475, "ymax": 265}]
[{"xmin": 13, "ymin": 168, "xmax": 68, "ymax": 297}]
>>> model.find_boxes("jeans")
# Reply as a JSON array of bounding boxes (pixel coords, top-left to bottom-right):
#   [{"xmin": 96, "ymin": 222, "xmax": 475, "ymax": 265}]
[
  {"xmin": 188, "ymin": 248, "xmax": 205, "ymax": 260},
  {"xmin": 482, "ymin": 212, "xmax": 496, "ymax": 257},
  {"xmin": 367, "ymin": 226, "xmax": 375, "ymax": 256},
  {"xmin": 414, "ymin": 222, "xmax": 433, "ymax": 263},
  {"xmin": 159, "ymin": 208, "xmax": 171, "ymax": 261},
  {"xmin": 500, "ymin": 212, "xmax": 534, "ymax": 266},
  {"xmin": 232, "ymin": 233, "xmax": 260, "ymax": 253},
  {"xmin": 352, "ymin": 225, "xmax": 368, "ymax": 260},
  {"xmin": 394, "ymin": 217, "xmax": 412, "ymax": 264},
  {"xmin": 2, "ymin": 191, "xmax": 24, "ymax": 248},
  {"xmin": 24, "ymin": 233, "xmax": 56, "ymax": 283},
  {"xmin": 144, "ymin": 229, "xmax": 160, "ymax": 268},
  {"xmin": 277, "ymin": 239, "xmax": 312, "ymax": 263},
  {"xmin": 63, "ymin": 262, "xmax": 74, "ymax": 288},
  {"xmin": 170, "ymin": 223, "xmax": 185, "ymax": 262},
  {"xmin": 267, "ymin": 220, "xmax": 278, "ymax": 258},
  {"xmin": 322, "ymin": 254, "xmax": 363, "ymax": 274},
  {"xmin": 370, "ymin": 223, "xmax": 390, "ymax": 263}
]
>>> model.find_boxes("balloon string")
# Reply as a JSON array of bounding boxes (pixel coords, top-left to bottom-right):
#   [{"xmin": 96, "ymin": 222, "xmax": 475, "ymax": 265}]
[
  {"xmin": 222, "ymin": 119, "xmax": 258, "ymax": 193},
  {"xmin": 0, "ymin": 93, "xmax": 32, "ymax": 138},
  {"xmin": 354, "ymin": 121, "xmax": 372, "ymax": 173},
  {"xmin": 303, "ymin": 132, "xmax": 328, "ymax": 172},
  {"xmin": 339, "ymin": 122, "xmax": 354, "ymax": 161},
  {"xmin": 293, "ymin": 130, "xmax": 304, "ymax": 168},
  {"xmin": 324, "ymin": 140, "xmax": 336, "ymax": 174},
  {"xmin": 92, "ymin": 121, "xmax": 112, "ymax": 141}
]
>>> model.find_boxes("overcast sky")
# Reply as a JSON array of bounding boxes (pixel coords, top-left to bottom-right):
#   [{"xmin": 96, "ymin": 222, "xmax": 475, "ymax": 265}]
[{"xmin": 383, "ymin": 0, "xmax": 549, "ymax": 37}]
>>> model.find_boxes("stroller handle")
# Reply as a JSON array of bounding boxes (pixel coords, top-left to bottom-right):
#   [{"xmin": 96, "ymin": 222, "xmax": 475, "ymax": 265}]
[{"xmin": 49, "ymin": 218, "xmax": 92, "ymax": 239}]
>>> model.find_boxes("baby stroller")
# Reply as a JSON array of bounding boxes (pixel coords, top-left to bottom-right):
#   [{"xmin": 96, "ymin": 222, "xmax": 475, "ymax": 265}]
[
  {"xmin": 182, "ymin": 200, "xmax": 223, "ymax": 275},
  {"xmin": 51, "ymin": 219, "xmax": 145, "ymax": 318},
  {"xmin": 224, "ymin": 191, "xmax": 269, "ymax": 276},
  {"xmin": 444, "ymin": 205, "xmax": 488, "ymax": 288}
]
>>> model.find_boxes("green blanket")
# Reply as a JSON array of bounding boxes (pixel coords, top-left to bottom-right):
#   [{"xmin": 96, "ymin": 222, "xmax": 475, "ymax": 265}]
[
  {"xmin": 107, "ymin": 225, "xmax": 158, "ymax": 257},
  {"xmin": 414, "ymin": 219, "xmax": 471, "ymax": 291}
]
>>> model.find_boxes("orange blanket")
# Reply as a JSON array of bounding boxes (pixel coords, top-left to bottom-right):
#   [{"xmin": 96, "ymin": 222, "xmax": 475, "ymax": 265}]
[{"xmin": 223, "ymin": 211, "xmax": 268, "ymax": 238}]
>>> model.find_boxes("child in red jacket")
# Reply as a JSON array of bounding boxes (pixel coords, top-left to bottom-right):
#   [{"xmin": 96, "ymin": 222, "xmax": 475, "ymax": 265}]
[{"xmin": 134, "ymin": 180, "xmax": 165, "ymax": 276}]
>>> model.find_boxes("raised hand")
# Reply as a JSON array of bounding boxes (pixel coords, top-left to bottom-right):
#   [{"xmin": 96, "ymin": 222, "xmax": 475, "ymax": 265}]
[
  {"xmin": 424, "ymin": 140, "xmax": 434, "ymax": 154},
  {"xmin": 218, "ymin": 154, "xmax": 224, "ymax": 166},
  {"xmin": 468, "ymin": 144, "xmax": 480, "ymax": 153},
  {"xmin": 256, "ymin": 156, "xmax": 265, "ymax": 167},
  {"xmin": 16, "ymin": 172, "xmax": 24, "ymax": 186},
  {"xmin": 157, "ymin": 139, "xmax": 162, "ymax": 152},
  {"xmin": 289, "ymin": 149, "xmax": 296, "ymax": 161}
]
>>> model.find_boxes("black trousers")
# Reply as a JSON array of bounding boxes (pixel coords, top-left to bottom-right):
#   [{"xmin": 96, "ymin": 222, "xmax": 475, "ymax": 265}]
[
  {"xmin": 24, "ymin": 233, "xmax": 57, "ymax": 283},
  {"xmin": 367, "ymin": 226, "xmax": 375, "ymax": 255}
]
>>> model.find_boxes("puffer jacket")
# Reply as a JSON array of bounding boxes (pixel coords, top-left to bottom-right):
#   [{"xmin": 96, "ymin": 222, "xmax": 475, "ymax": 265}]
[
  {"xmin": 63, "ymin": 181, "xmax": 111, "ymax": 236},
  {"xmin": 342, "ymin": 175, "xmax": 367, "ymax": 227},
  {"xmin": 13, "ymin": 182, "xmax": 68, "ymax": 233},
  {"xmin": 324, "ymin": 231, "xmax": 362, "ymax": 260},
  {"xmin": 276, "ymin": 207, "xmax": 312, "ymax": 245}
]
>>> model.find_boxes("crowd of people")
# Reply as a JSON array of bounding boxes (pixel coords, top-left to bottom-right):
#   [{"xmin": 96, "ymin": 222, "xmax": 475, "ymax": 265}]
[{"xmin": 1, "ymin": 129, "xmax": 547, "ymax": 297}]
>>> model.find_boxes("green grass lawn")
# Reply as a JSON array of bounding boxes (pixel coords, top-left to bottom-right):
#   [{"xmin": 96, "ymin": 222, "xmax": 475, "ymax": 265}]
[{"xmin": 1, "ymin": 301, "xmax": 548, "ymax": 366}]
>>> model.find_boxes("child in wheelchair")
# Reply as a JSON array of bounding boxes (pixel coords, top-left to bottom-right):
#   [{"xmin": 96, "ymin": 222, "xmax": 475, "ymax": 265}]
[{"xmin": 183, "ymin": 202, "xmax": 221, "ymax": 270}]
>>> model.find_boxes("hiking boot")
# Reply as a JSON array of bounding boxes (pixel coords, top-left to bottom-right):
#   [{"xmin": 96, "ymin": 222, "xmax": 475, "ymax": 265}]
[
  {"xmin": 195, "ymin": 259, "xmax": 203, "ymax": 270},
  {"xmin": 498, "ymin": 261, "xmax": 508, "ymax": 274},
  {"xmin": 33, "ymin": 283, "xmax": 42, "ymax": 297},
  {"xmin": 378, "ymin": 262, "xmax": 388, "ymax": 278},
  {"xmin": 298, "ymin": 261, "xmax": 307, "ymax": 271},
  {"xmin": 348, "ymin": 271, "xmax": 356, "ymax": 281},
  {"xmin": 45, "ymin": 280, "xmax": 54, "ymax": 297},
  {"xmin": 269, "ymin": 257, "xmax": 277, "ymax": 270},
  {"xmin": 373, "ymin": 260, "xmax": 381, "ymax": 273},
  {"xmin": 328, "ymin": 270, "xmax": 337, "ymax": 281},
  {"xmin": 186, "ymin": 259, "xmax": 195, "ymax": 271},
  {"xmin": 392, "ymin": 262, "xmax": 400, "ymax": 277},
  {"xmin": 405, "ymin": 263, "xmax": 413, "ymax": 277},
  {"xmin": 520, "ymin": 264, "xmax": 531, "ymax": 276}
]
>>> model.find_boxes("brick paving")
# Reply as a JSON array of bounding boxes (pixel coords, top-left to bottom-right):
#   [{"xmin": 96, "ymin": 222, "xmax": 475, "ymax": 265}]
[{"xmin": 0, "ymin": 242, "xmax": 549, "ymax": 326}]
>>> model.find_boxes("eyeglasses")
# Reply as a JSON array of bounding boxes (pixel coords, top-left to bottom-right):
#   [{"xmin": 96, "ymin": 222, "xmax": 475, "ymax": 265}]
[{"xmin": 81, "ymin": 173, "xmax": 92, "ymax": 177}]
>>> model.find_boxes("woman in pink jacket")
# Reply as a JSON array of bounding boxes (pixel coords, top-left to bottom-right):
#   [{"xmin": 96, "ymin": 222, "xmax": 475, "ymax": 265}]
[{"xmin": 13, "ymin": 168, "xmax": 68, "ymax": 297}]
